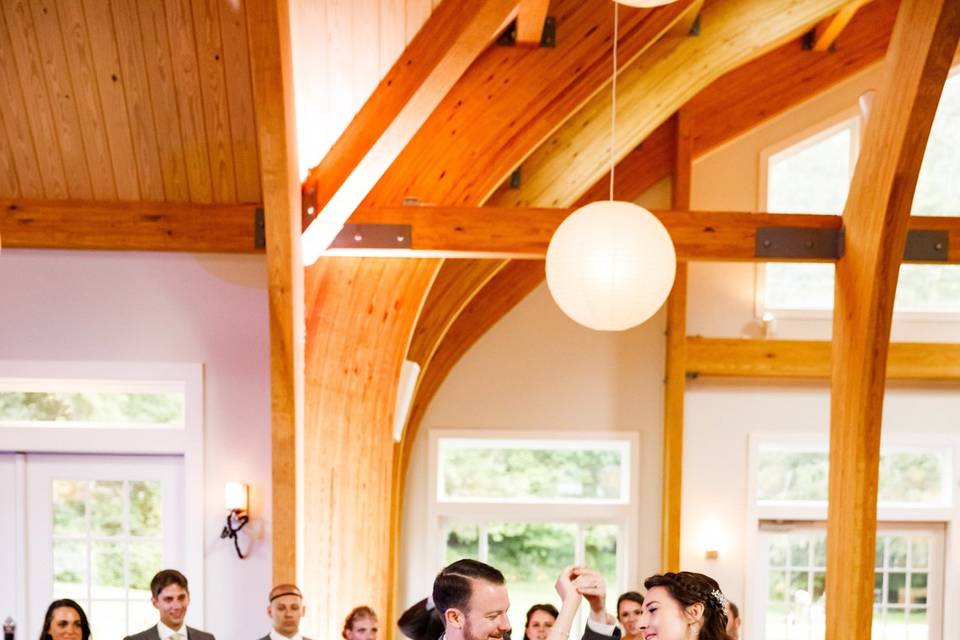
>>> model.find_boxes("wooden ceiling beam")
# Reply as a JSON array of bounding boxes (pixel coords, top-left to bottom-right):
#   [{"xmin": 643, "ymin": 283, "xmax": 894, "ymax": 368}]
[
  {"xmin": 686, "ymin": 337, "xmax": 960, "ymax": 380},
  {"xmin": 342, "ymin": 205, "xmax": 960, "ymax": 262},
  {"xmin": 0, "ymin": 198, "xmax": 260, "ymax": 253},
  {"xmin": 811, "ymin": 0, "xmax": 870, "ymax": 51},
  {"xmin": 299, "ymin": 0, "xmax": 518, "ymax": 256},
  {"xmin": 825, "ymin": 0, "xmax": 960, "ymax": 634},
  {"xmin": 490, "ymin": 0, "xmax": 853, "ymax": 209},
  {"xmin": 516, "ymin": 0, "xmax": 552, "ymax": 47}
]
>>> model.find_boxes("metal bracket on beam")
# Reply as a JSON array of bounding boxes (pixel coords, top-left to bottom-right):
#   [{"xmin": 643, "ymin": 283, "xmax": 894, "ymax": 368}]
[
  {"xmin": 904, "ymin": 229, "xmax": 948, "ymax": 261},
  {"xmin": 328, "ymin": 223, "xmax": 412, "ymax": 250},
  {"xmin": 254, "ymin": 207, "xmax": 266, "ymax": 250},
  {"xmin": 496, "ymin": 16, "xmax": 556, "ymax": 48},
  {"xmin": 689, "ymin": 14, "xmax": 701, "ymax": 36},
  {"xmin": 302, "ymin": 185, "xmax": 318, "ymax": 223},
  {"xmin": 509, "ymin": 168, "xmax": 522, "ymax": 189},
  {"xmin": 756, "ymin": 226, "xmax": 844, "ymax": 260}
]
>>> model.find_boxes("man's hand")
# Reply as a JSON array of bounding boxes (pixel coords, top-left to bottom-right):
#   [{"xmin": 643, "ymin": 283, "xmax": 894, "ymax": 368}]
[{"xmin": 573, "ymin": 568, "xmax": 608, "ymax": 622}]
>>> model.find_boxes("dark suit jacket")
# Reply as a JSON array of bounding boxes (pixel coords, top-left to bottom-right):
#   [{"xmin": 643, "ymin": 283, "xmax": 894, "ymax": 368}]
[
  {"xmin": 255, "ymin": 635, "xmax": 314, "ymax": 640},
  {"xmin": 124, "ymin": 625, "xmax": 216, "ymax": 640},
  {"xmin": 581, "ymin": 620, "xmax": 621, "ymax": 640}
]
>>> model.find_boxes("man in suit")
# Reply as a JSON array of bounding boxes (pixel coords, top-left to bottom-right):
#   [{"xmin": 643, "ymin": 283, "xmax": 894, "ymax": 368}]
[
  {"xmin": 124, "ymin": 569, "xmax": 215, "ymax": 640},
  {"xmin": 256, "ymin": 584, "xmax": 312, "ymax": 640}
]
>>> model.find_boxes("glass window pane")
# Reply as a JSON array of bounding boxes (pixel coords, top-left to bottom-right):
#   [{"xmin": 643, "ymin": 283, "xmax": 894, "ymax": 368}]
[
  {"xmin": 53, "ymin": 480, "xmax": 87, "ymax": 535},
  {"xmin": 129, "ymin": 481, "xmax": 162, "ymax": 537},
  {"xmin": 874, "ymin": 573, "xmax": 884, "ymax": 605},
  {"xmin": 130, "ymin": 600, "xmax": 156, "ymax": 633},
  {"xmin": 90, "ymin": 600, "xmax": 127, "ymax": 640},
  {"xmin": 487, "ymin": 522, "xmax": 576, "ymax": 633},
  {"xmin": 765, "ymin": 263, "xmax": 835, "ymax": 311},
  {"xmin": 54, "ymin": 540, "xmax": 87, "ymax": 600},
  {"xmin": 0, "ymin": 390, "xmax": 184, "ymax": 426},
  {"xmin": 129, "ymin": 541, "xmax": 162, "ymax": 597},
  {"xmin": 584, "ymin": 524, "xmax": 618, "ymax": 595},
  {"xmin": 888, "ymin": 538, "xmax": 908, "ymax": 569},
  {"xmin": 769, "ymin": 536, "xmax": 788, "ymax": 567},
  {"xmin": 789, "ymin": 538, "xmax": 810, "ymax": 567},
  {"xmin": 876, "ymin": 537, "xmax": 886, "ymax": 569},
  {"xmin": 813, "ymin": 537, "xmax": 826, "ymax": 567},
  {"xmin": 887, "ymin": 573, "xmax": 906, "ymax": 604},
  {"xmin": 92, "ymin": 541, "xmax": 125, "ymax": 599},
  {"xmin": 768, "ymin": 570, "xmax": 787, "ymax": 602},
  {"xmin": 768, "ymin": 125, "xmax": 851, "ymax": 214},
  {"xmin": 789, "ymin": 571, "xmax": 810, "ymax": 599},
  {"xmin": 812, "ymin": 572, "xmax": 825, "ymax": 600},
  {"xmin": 910, "ymin": 539, "xmax": 929, "ymax": 569},
  {"xmin": 912, "ymin": 72, "xmax": 960, "ymax": 215},
  {"xmin": 906, "ymin": 608, "xmax": 929, "ymax": 640},
  {"xmin": 439, "ymin": 440, "xmax": 627, "ymax": 502},
  {"xmin": 757, "ymin": 448, "xmax": 829, "ymax": 502},
  {"xmin": 444, "ymin": 524, "xmax": 480, "ymax": 565},
  {"xmin": 90, "ymin": 481, "xmax": 124, "ymax": 536},
  {"xmin": 909, "ymin": 573, "xmax": 928, "ymax": 605},
  {"xmin": 878, "ymin": 452, "xmax": 947, "ymax": 505}
]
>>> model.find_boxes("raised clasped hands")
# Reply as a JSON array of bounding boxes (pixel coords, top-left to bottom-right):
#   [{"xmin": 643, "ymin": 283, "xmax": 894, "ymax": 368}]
[{"xmin": 555, "ymin": 566, "xmax": 608, "ymax": 615}]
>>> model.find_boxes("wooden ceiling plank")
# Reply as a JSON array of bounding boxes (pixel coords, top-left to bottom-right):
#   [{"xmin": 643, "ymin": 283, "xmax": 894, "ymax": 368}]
[
  {"xmin": 0, "ymin": 198, "xmax": 258, "ymax": 252},
  {"xmin": 163, "ymin": 0, "xmax": 213, "ymax": 202},
  {"xmin": 56, "ymin": 0, "xmax": 117, "ymax": 200},
  {"xmin": 669, "ymin": 0, "xmax": 704, "ymax": 37},
  {"xmin": 0, "ymin": 10, "xmax": 42, "ymax": 198},
  {"xmin": 218, "ymin": 0, "xmax": 261, "ymax": 203},
  {"xmin": 81, "ymin": 0, "xmax": 141, "ymax": 201},
  {"xmin": 109, "ymin": 0, "xmax": 166, "ymax": 201},
  {"xmin": 365, "ymin": 0, "xmax": 696, "ymax": 209},
  {"xmin": 516, "ymin": 0, "xmax": 551, "ymax": 48},
  {"xmin": 301, "ymin": 0, "xmax": 518, "ymax": 244},
  {"xmin": 812, "ymin": 0, "xmax": 869, "ymax": 51},
  {"xmin": 28, "ymin": 0, "xmax": 94, "ymax": 200},
  {"xmin": 685, "ymin": 337, "xmax": 960, "ymax": 380},
  {"xmin": 134, "ymin": 0, "xmax": 190, "ymax": 201},
  {"xmin": 494, "ymin": 0, "xmax": 851, "ymax": 209},
  {"xmin": 825, "ymin": 0, "xmax": 960, "ymax": 634},
  {"xmin": 247, "ymin": 0, "xmax": 304, "ymax": 591},
  {"xmin": 1, "ymin": 1, "xmax": 69, "ymax": 199},
  {"xmin": 191, "ymin": 0, "xmax": 238, "ymax": 203},
  {"xmin": 0, "ymin": 110, "xmax": 19, "ymax": 197}
]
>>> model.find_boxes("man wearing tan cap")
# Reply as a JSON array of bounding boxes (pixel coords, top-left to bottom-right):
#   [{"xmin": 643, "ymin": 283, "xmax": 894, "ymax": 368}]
[{"xmin": 258, "ymin": 584, "xmax": 312, "ymax": 640}]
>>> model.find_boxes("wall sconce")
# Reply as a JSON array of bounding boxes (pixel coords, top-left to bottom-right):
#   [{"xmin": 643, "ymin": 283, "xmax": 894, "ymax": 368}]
[
  {"xmin": 221, "ymin": 482, "xmax": 249, "ymax": 559},
  {"xmin": 698, "ymin": 518, "xmax": 728, "ymax": 560}
]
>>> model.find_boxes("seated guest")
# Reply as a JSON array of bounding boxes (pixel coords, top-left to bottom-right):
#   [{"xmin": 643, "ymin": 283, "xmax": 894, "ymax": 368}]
[
  {"xmin": 724, "ymin": 601, "xmax": 741, "ymax": 639},
  {"xmin": 523, "ymin": 604, "xmax": 558, "ymax": 640},
  {"xmin": 398, "ymin": 560, "xmax": 619, "ymax": 640},
  {"xmin": 124, "ymin": 569, "xmax": 215, "ymax": 640},
  {"xmin": 260, "ymin": 584, "xmax": 310, "ymax": 640},
  {"xmin": 616, "ymin": 591, "xmax": 644, "ymax": 640},
  {"xmin": 342, "ymin": 607, "xmax": 378, "ymax": 640},
  {"xmin": 638, "ymin": 572, "xmax": 732, "ymax": 640},
  {"xmin": 39, "ymin": 599, "xmax": 90, "ymax": 640}
]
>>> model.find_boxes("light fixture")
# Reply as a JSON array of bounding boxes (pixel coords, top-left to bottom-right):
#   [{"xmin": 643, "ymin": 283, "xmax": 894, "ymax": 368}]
[
  {"xmin": 221, "ymin": 482, "xmax": 250, "ymax": 559},
  {"xmin": 615, "ymin": 0, "xmax": 679, "ymax": 6},
  {"xmin": 697, "ymin": 518, "xmax": 729, "ymax": 560},
  {"xmin": 545, "ymin": 1, "xmax": 676, "ymax": 331}
]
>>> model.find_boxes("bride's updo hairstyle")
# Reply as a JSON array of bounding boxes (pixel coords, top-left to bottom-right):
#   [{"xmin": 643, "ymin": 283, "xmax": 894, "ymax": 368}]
[{"xmin": 643, "ymin": 572, "xmax": 733, "ymax": 640}]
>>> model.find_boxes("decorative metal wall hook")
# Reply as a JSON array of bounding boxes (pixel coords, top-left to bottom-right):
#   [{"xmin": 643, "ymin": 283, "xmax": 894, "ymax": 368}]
[{"xmin": 220, "ymin": 509, "xmax": 249, "ymax": 559}]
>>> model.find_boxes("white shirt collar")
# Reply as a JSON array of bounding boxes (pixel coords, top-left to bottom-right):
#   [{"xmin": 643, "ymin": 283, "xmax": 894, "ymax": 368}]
[
  {"xmin": 157, "ymin": 622, "xmax": 188, "ymax": 640},
  {"xmin": 270, "ymin": 630, "xmax": 303, "ymax": 640}
]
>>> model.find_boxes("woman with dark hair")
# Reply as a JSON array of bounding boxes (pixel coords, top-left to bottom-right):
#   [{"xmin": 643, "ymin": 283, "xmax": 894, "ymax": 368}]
[
  {"xmin": 615, "ymin": 591, "xmax": 644, "ymax": 640},
  {"xmin": 342, "ymin": 606, "xmax": 378, "ymax": 640},
  {"xmin": 639, "ymin": 572, "xmax": 732, "ymax": 640},
  {"xmin": 38, "ymin": 599, "xmax": 91, "ymax": 640},
  {"xmin": 523, "ymin": 604, "xmax": 559, "ymax": 640}
]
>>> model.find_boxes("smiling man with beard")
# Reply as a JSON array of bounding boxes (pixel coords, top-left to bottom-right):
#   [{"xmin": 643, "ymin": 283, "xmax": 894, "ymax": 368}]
[{"xmin": 399, "ymin": 559, "xmax": 620, "ymax": 640}]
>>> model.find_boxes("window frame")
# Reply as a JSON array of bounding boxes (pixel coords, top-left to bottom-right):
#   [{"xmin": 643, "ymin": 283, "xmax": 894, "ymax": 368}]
[
  {"xmin": 0, "ymin": 360, "xmax": 205, "ymax": 626},
  {"xmin": 428, "ymin": 429, "xmax": 640, "ymax": 604},
  {"xmin": 745, "ymin": 432, "xmax": 960, "ymax": 640}
]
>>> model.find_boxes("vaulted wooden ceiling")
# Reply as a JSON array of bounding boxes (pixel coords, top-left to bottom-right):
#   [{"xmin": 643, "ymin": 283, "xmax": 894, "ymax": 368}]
[{"xmin": 2, "ymin": 1, "xmax": 951, "ymax": 638}]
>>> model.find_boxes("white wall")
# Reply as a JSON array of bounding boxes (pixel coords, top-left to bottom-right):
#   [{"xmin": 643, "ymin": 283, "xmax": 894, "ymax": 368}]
[
  {"xmin": 400, "ymin": 56, "xmax": 960, "ymax": 638},
  {"xmin": 0, "ymin": 249, "xmax": 272, "ymax": 639}
]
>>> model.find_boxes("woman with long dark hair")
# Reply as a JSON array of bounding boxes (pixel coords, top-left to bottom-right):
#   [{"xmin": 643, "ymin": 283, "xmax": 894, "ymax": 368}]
[
  {"xmin": 639, "ymin": 572, "xmax": 732, "ymax": 640},
  {"xmin": 615, "ymin": 591, "xmax": 644, "ymax": 640},
  {"xmin": 523, "ymin": 603, "xmax": 559, "ymax": 640},
  {"xmin": 38, "ymin": 599, "xmax": 91, "ymax": 640}
]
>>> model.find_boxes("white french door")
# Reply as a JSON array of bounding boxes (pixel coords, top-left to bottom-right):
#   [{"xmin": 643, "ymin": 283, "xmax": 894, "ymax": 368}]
[{"xmin": 0, "ymin": 453, "xmax": 184, "ymax": 640}]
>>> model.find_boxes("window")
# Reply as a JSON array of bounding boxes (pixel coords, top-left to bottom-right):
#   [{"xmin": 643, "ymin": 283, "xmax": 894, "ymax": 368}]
[
  {"xmin": 759, "ymin": 69, "xmax": 960, "ymax": 315},
  {"xmin": 430, "ymin": 433, "xmax": 637, "ymax": 633},
  {"xmin": 749, "ymin": 438, "xmax": 954, "ymax": 640}
]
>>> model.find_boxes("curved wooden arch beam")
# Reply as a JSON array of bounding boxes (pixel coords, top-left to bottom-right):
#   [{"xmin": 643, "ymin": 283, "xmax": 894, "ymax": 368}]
[
  {"xmin": 302, "ymin": 256, "xmax": 439, "ymax": 640},
  {"xmin": 399, "ymin": 259, "xmax": 546, "ymax": 474},
  {"xmin": 825, "ymin": 0, "xmax": 960, "ymax": 633},
  {"xmin": 492, "ymin": 0, "xmax": 851, "ymax": 209}
]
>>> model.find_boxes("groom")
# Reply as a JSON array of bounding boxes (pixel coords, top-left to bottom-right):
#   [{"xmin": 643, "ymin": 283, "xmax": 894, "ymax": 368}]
[{"xmin": 123, "ymin": 570, "xmax": 215, "ymax": 640}]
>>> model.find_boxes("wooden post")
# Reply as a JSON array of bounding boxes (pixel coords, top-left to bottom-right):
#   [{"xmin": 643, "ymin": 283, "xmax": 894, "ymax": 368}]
[
  {"xmin": 246, "ymin": 0, "xmax": 303, "ymax": 586},
  {"xmin": 661, "ymin": 109, "xmax": 692, "ymax": 571},
  {"xmin": 826, "ymin": 0, "xmax": 960, "ymax": 636}
]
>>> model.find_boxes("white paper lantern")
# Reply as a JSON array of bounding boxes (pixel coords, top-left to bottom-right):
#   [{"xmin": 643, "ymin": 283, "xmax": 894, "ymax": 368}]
[
  {"xmin": 615, "ymin": 0, "xmax": 679, "ymax": 6},
  {"xmin": 545, "ymin": 200, "xmax": 677, "ymax": 331}
]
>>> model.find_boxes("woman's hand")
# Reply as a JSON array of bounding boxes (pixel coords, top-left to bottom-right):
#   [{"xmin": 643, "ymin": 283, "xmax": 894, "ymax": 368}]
[
  {"xmin": 573, "ymin": 568, "xmax": 608, "ymax": 621},
  {"xmin": 555, "ymin": 565, "xmax": 582, "ymax": 604}
]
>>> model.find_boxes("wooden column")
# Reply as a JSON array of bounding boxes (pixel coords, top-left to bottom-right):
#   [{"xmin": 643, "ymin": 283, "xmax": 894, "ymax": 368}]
[
  {"xmin": 826, "ymin": 0, "xmax": 960, "ymax": 636},
  {"xmin": 661, "ymin": 110, "xmax": 692, "ymax": 572},
  {"xmin": 303, "ymin": 257, "xmax": 439, "ymax": 640},
  {"xmin": 246, "ymin": 0, "xmax": 303, "ymax": 585}
]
